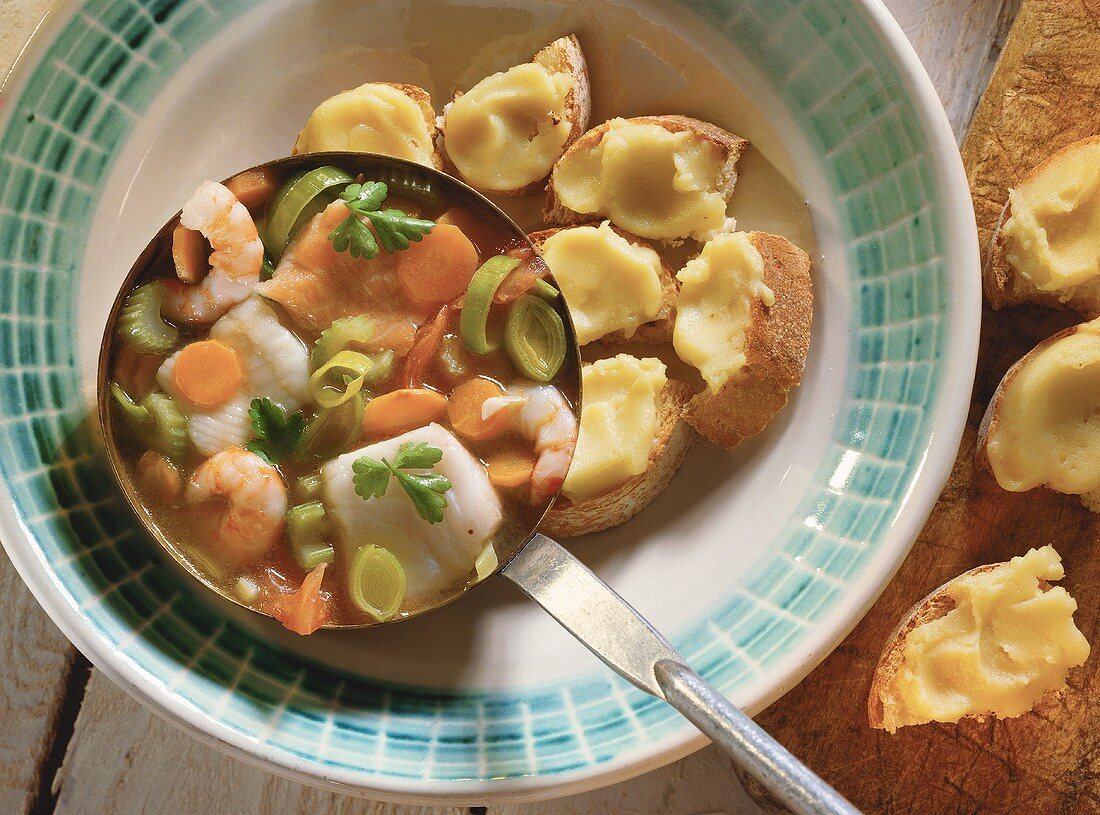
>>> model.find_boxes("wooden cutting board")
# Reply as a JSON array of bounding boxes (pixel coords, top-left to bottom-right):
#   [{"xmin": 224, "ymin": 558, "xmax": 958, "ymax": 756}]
[{"xmin": 752, "ymin": 2, "xmax": 1100, "ymax": 812}]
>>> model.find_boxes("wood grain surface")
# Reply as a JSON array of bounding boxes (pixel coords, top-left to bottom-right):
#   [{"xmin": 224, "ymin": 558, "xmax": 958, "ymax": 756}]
[
  {"xmin": 756, "ymin": 1, "xmax": 1100, "ymax": 813},
  {"xmin": 0, "ymin": 1, "xmax": 1077, "ymax": 814}
]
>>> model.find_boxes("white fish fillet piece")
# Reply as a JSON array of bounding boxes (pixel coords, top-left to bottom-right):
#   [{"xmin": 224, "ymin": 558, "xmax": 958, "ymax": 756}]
[
  {"xmin": 321, "ymin": 423, "xmax": 503, "ymax": 606},
  {"xmin": 157, "ymin": 296, "xmax": 310, "ymax": 456}
]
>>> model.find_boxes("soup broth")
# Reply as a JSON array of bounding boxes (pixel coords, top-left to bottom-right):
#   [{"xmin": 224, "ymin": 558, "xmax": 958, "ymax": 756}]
[{"xmin": 103, "ymin": 155, "xmax": 579, "ymax": 633}]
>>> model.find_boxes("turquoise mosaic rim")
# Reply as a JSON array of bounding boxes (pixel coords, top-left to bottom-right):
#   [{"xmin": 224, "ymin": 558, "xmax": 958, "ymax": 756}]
[{"xmin": 0, "ymin": 0, "xmax": 978, "ymax": 801}]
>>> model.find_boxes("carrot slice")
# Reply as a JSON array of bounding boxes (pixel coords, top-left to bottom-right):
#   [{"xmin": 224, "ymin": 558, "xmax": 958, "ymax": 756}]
[
  {"xmin": 395, "ymin": 223, "xmax": 479, "ymax": 306},
  {"xmin": 486, "ymin": 448, "xmax": 534, "ymax": 488},
  {"xmin": 225, "ymin": 167, "xmax": 279, "ymax": 213},
  {"xmin": 269, "ymin": 563, "xmax": 331, "ymax": 636},
  {"xmin": 172, "ymin": 340, "xmax": 242, "ymax": 408},
  {"xmin": 447, "ymin": 377, "xmax": 512, "ymax": 441},
  {"xmin": 437, "ymin": 207, "xmax": 504, "ymax": 257},
  {"xmin": 401, "ymin": 304, "xmax": 450, "ymax": 389},
  {"xmin": 362, "ymin": 388, "xmax": 448, "ymax": 438},
  {"xmin": 172, "ymin": 224, "xmax": 208, "ymax": 284}
]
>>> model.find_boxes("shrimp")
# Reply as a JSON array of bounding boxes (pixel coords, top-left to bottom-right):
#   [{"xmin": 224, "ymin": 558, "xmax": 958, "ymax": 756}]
[
  {"xmin": 484, "ymin": 383, "xmax": 577, "ymax": 503},
  {"xmin": 186, "ymin": 447, "xmax": 287, "ymax": 566},
  {"xmin": 163, "ymin": 181, "xmax": 263, "ymax": 324}
]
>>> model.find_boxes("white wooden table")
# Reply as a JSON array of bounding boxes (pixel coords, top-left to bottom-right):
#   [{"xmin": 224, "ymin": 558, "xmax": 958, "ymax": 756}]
[{"xmin": 0, "ymin": 1, "xmax": 1014, "ymax": 812}]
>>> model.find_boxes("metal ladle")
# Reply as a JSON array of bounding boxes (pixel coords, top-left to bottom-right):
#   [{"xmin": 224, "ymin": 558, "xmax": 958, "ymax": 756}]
[{"xmin": 98, "ymin": 153, "xmax": 860, "ymax": 815}]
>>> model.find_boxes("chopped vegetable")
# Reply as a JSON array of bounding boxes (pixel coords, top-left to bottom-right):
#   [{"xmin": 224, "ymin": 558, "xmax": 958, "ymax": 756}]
[
  {"xmin": 361, "ymin": 388, "xmax": 448, "ymax": 438},
  {"xmin": 394, "ymin": 223, "xmax": 479, "ymax": 305},
  {"xmin": 308, "ymin": 349, "xmax": 374, "ymax": 409},
  {"xmin": 485, "ymin": 448, "xmax": 535, "ymax": 488},
  {"xmin": 494, "ymin": 259, "xmax": 550, "ymax": 304},
  {"xmin": 312, "ymin": 314, "xmax": 374, "ymax": 367},
  {"xmin": 235, "ymin": 576, "xmax": 261, "ymax": 603},
  {"xmin": 447, "ymin": 378, "xmax": 511, "ymax": 441},
  {"xmin": 474, "ymin": 544, "xmax": 499, "ymax": 581},
  {"xmin": 225, "ymin": 167, "xmax": 278, "ymax": 213},
  {"xmin": 260, "ymin": 256, "xmax": 276, "ymax": 282},
  {"xmin": 296, "ymin": 472, "xmax": 323, "ymax": 501},
  {"xmin": 504, "ymin": 295, "xmax": 567, "ymax": 382},
  {"xmin": 401, "ymin": 304, "xmax": 450, "ymax": 389},
  {"xmin": 348, "ymin": 544, "xmax": 406, "ymax": 621},
  {"xmin": 268, "ymin": 562, "xmax": 331, "ymax": 635},
  {"xmin": 135, "ymin": 451, "xmax": 182, "ymax": 504},
  {"xmin": 459, "ymin": 255, "xmax": 522, "ymax": 354},
  {"xmin": 531, "ymin": 279, "xmax": 559, "ymax": 301},
  {"xmin": 352, "ymin": 441, "xmax": 452, "ymax": 524},
  {"xmin": 327, "ymin": 181, "xmax": 435, "ymax": 260},
  {"xmin": 245, "ymin": 397, "xmax": 306, "ymax": 464},
  {"xmin": 299, "ymin": 392, "xmax": 365, "ymax": 460},
  {"xmin": 117, "ymin": 280, "xmax": 179, "ymax": 354},
  {"xmin": 110, "ymin": 384, "xmax": 188, "ymax": 459},
  {"xmin": 263, "ymin": 166, "xmax": 355, "ymax": 259},
  {"xmin": 171, "ymin": 339, "xmax": 242, "ymax": 408},
  {"xmin": 287, "ymin": 501, "xmax": 335, "ymax": 570},
  {"xmin": 171, "ymin": 224, "xmax": 207, "ymax": 284}
]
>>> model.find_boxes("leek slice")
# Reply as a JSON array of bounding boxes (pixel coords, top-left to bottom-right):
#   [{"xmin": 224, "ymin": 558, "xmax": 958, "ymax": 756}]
[
  {"xmin": 299, "ymin": 391, "xmax": 365, "ymax": 460},
  {"xmin": 263, "ymin": 166, "xmax": 354, "ymax": 259},
  {"xmin": 349, "ymin": 544, "xmax": 406, "ymax": 621},
  {"xmin": 312, "ymin": 315, "xmax": 375, "ymax": 367},
  {"xmin": 287, "ymin": 501, "xmax": 335, "ymax": 569},
  {"xmin": 459, "ymin": 255, "xmax": 520, "ymax": 355},
  {"xmin": 504, "ymin": 295, "xmax": 567, "ymax": 382},
  {"xmin": 117, "ymin": 280, "xmax": 178, "ymax": 354},
  {"xmin": 308, "ymin": 350, "xmax": 373, "ymax": 408},
  {"xmin": 531, "ymin": 278, "xmax": 559, "ymax": 301},
  {"xmin": 474, "ymin": 544, "xmax": 499, "ymax": 581}
]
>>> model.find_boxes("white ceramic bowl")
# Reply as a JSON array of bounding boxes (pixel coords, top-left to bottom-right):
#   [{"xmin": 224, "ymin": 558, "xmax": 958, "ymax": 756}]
[{"xmin": 0, "ymin": 0, "xmax": 978, "ymax": 803}]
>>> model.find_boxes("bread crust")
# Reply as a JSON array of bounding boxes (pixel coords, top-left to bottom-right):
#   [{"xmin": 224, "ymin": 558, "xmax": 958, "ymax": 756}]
[
  {"xmin": 682, "ymin": 232, "xmax": 813, "ymax": 449},
  {"xmin": 539, "ymin": 379, "xmax": 695, "ymax": 538},
  {"xmin": 984, "ymin": 135, "xmax": 1100, "ymax": 317},
  {"xmin": 440, "ymin": 35, "xmax": 591, "ymax": 197},
  {"xmin": 292, "ymin": 82, "xmax": 444, "ymax": 170},
  {"xmin": 543, "ymin": 114, "xmax": 749, "ymax": 230},
  {"xmin": 868, "ymin": 564, "xmax": 1053, "ymax": 732},
  {"xmin": 527, "ymin": 222, "xmax": 678, "ymax": 345}
]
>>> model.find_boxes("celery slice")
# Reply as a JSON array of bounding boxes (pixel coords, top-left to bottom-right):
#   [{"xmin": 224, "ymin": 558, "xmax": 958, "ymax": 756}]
[
  {"xmin": 349, "ymin": 544, "xmax": 406, "ymax": 621},
  {"xmin": 459, "ymin": 255, "xmax": 521, "ymax": 355},
  {"xmin": 287, "ymin": 501, "xmax": 334, "ymax": 569},
  {"xmin": 117, "ymin": 280, "xmax": 179, "ymax": 354},
  {"xmin": 504, "ymin": 295, "xmax": 567, "ymax": 382}
]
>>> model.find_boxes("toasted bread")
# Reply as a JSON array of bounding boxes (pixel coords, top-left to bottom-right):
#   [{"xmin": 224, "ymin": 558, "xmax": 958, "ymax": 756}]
[
  {"xmin": 292, "ymin": 82, "xmax": 443, "ymax": 170},
  {"xmin": 539, "ymin": 379, "xmax": 695, "ymax": 537},
  {"xmin": 440, "ymin": 35, "xmax": 591, "ymax": 197},
  {"xmin": 528, "ymin": 223, "xmax": 678, "ymax": 345},
  {"xmin": 985, "ymin": 135, "xmax": 1100, "ymax": 317},
  {"xmin": 544, "ymin": 115, "xmax": 749, "ymax": 237},
  {"xmin": 683, "ymin": 232, "xmax": 813, "ymax": 449}
]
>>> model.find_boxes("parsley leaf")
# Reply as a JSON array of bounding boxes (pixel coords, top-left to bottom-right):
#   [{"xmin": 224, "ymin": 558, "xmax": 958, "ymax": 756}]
[
  {"xmin": 351, "ymin": 442, "xmax": 452, "ymax": 524},
  {"xmin": 327, "ymin": 181, "xmax": 434, "ymax": 260},
  {"xmin": 245, "ymin": 397, "xmax": 305, "ymax": 464}
]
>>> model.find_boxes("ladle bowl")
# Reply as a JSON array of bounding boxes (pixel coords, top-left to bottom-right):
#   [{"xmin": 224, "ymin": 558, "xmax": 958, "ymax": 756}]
[{"xmin": 98, "ymin": 153, "xmax": 860, "ymax": 815}]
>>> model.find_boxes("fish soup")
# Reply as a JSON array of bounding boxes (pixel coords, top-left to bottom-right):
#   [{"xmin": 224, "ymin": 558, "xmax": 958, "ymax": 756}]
[{"xmin": 101, "ymin": 156, "xmax": 579, "ymax": 634}]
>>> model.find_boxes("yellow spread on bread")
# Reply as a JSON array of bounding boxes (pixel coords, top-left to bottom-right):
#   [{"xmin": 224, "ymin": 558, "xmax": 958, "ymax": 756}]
[
  {"xmin": 884, "ymin": 546, "xmax": 1089, "ymax": 733},
  {"xmin": 444, "ymin": 63, "xmax": 573, "ymax": 192},
  {"xmin": 562, "ymin": 355, "xmax": 666, "ymax": 504},
  {"xmin": 552, "ymin": 119, "xmax": 728, "ymax": 240},
  {"xmin": 540, "ymin": 222, "xmax": 664, "ymax": 344},
  {"xmin": 673, "ymin": 232, "xmax": 774, "ymax": 393},
  {"xmin": 1001, "ymin": 139, "xmax": 1100, "ymax": 294},
  {"xmin": 985, "ymin": 318, "xmax": 1100, "ymax": 500},
  {"xmin": 294, "ymin": 83, "xmax": 436, "ymax": 166}
]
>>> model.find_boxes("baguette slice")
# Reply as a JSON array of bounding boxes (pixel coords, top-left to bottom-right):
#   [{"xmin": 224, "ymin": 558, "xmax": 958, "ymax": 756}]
[
  {"xmin": 528, "ymin": 223, "xmax": 677, "ymax": 345},
  {"xmin": 683, "ymin": 232, "xmax": 812, "ymax": 449},
  {"xmin": 293, "ymin": 82, "xmax": 443, "ymax": 170},
  {"xmin": 544, "ymin": 115, "xmax": 748, "ymax": 239},
  {"xmin": 539, "ymin": 380, "xmax": 695, "ymax": 538},
  {"xmin": 869, "ymin": 546, "xmax": 1088, "ymax": 733},
  {"xmin": 440, "ymin": 35, "xmax": 591, "ymax": 197},
  {"xmin": 985, "ymin": 135, "xmax": 1100, "ymax": 316}
]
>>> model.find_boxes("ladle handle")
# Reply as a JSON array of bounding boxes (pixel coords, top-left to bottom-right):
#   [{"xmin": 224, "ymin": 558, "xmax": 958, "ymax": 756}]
[{"xmin": 502, "ymin": 534, "xmax": 861, "ymax": 815}]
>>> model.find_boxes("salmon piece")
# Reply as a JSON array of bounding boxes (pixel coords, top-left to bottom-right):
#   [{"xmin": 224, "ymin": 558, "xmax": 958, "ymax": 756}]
[{"xmin": 257, "ymin": 201, "xmax": 433, "ymax": 355}]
